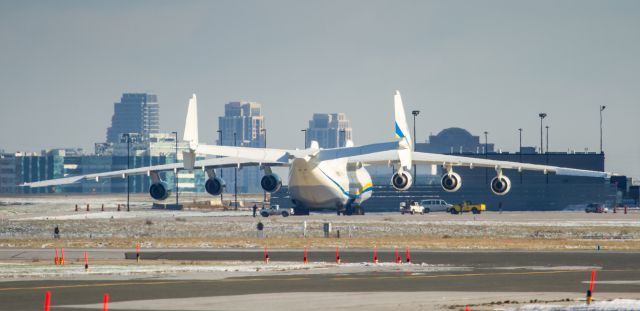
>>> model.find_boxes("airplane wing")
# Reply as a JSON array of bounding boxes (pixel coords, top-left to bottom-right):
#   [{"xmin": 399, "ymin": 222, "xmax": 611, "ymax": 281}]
[
  {"xmin": 326, "ymin": 90, "xmax": 610, "ymax": 179},
  {"xmin": 195, "ymin": 144, "xmax": 307, "ymax": 162},
  {"xmin": 344, "ymin": 149, "xmax": 610, "ymax": 178},
  {"xmin": 22, "ymin": 157, "xmax": 288, "ymax": 188}
]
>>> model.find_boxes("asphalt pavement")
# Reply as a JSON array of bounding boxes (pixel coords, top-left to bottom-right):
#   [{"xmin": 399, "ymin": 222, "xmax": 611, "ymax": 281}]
[{"xmin": 1, "ymin": 250, "xmax": 640, "ymax": 310}]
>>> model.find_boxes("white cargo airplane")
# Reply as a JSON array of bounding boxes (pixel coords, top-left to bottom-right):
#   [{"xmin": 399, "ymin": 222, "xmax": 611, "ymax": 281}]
[{"xmin": 24, "ymin": 91, "xmax": 611, "ymax": 215}]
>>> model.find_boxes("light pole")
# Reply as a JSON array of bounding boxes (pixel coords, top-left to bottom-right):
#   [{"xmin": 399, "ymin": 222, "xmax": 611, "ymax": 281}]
[
  {"xmin": 412, "ymin": 110, "xmax": 420, "ymax": 180},
  {"xmin": 123, "ymin": 133, "xmax": 130, "ymax": 212},
  {"xmin": 484, "ymin": 131, "xmax": 488, "ymax": 156},
  {"xmin": 600, "ymin": 105, "xmax": 606, "ymax": 154},
  {"xmin": 518, "ymin": 128, "xmax": 523, "ymax": 157},
  {"xmin": 518, "ymin": 128, "xmax": 523, "ymax": 184},
  {"xmin": 301, "ymin": 129, "xmax": 307, "ymax": 148},
  {"xmin": 484, "ymin": 131, "xmax": 488, "ymax": 184},
  {"xmin": 545, "ymin": 125, "xmax": 550, "ymax": 184},
  {"xmin": 538, "ymin": 113, "xmax": 547, "ymax": 154},
  {"xmin": 545, "ymin": 126, "xmax": 549, "ymax": 154},
  {"xmin": 261, "ymin": 128, "xmax": 267, "ymax": 203},
  {"xmin": 216, "ymin": 130, "xmax": 223, "ymax": 203},
  {"xmin": 234, "ymin": 132, "xmax": 238, "ymax": 210},
  {"xmin": 172, "ymin": 131, "xmax": 179, "ymax": 206}
]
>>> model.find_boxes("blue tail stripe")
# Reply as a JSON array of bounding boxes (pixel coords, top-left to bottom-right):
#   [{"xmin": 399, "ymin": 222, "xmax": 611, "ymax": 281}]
[{"xmin": 395, "ymin": 122, "xmax": 405, "ymax": 138}]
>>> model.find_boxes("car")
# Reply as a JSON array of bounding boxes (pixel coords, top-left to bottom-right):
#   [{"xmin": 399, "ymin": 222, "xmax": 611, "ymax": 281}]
[
  {"xmin": 260, "ymin": 205, "xmax": 290, "ymax": 217},
  {"xmin": 400, "ymin": 201, "xmax": 424, "ymax": 215},
  {"xmin": 585, "ymin": 203, "xmax": 608, "ymax": 213},
  {"xmin": 420, "ymin": 199, "xmax": 452, "ymax": 213}
]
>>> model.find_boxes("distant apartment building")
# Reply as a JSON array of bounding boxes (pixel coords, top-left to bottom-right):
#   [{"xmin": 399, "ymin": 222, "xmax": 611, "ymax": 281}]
[
  {"xmin": 217, "ymin": 101, "xmax": 266, "ymax": 193},
  {"xmin": 0, "ymin": 153, "xmax": 19, "ymax": 193},
  {"xmin": 305, "ymin": 113, "xmax": 352, "ymax": 148},
  {"xmin": 106, "ymin": 93, "xmax": 160, "ymax": 143}
]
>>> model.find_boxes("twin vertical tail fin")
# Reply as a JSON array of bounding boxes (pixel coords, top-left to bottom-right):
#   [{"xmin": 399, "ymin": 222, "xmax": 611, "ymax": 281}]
[
  {"xmin": 182, "ymin": 94, "xmax": 199, "ymax": 170},
  {"xmin": 394, "ymin": 90, "xmax": 413, "ymax": 171}
]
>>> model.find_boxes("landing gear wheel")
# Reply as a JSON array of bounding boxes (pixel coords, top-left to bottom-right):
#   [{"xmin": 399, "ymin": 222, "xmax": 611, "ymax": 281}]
[{"xmin": 293, "ymin": 205, "xmax": 310, "ymax": 216}]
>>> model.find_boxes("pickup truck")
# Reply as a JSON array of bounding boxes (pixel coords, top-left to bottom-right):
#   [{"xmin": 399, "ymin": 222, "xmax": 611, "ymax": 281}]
[
  {"xmin": 400, "ymin": 201, "xmax": 424, "ymax": 215},
  {"xmin": 449, "ymin": 201, "xmax": 486, "ymax": 214},
  {"xmin": 260, "ymin": 205, "xmax": 291, "ymax": 217}
]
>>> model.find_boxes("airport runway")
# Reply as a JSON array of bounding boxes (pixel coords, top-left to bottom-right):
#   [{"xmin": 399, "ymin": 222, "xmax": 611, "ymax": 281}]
[
  {"xmin": 121, "ymin": 249, "xmax": 640, "ymax": 269},
  {"xmin": 1, "ymin": 250, "xmax": 640, "ymax": 310}
]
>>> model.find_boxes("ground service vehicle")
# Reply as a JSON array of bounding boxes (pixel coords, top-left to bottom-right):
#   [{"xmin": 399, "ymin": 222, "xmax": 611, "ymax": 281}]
[
  {"xmin": 260, "ymin": 205, "xmax": 290, "ymax": 217},
  {"xmin": 585, "ymin": 203, "xmax": 608, "ymax": 213},
  {"xmin": 420, "ymin": 199, "xmax": 452, "ymax": 213},
  {"xmin": 450, "ymin": 201, "xmax": 486, "ymax": 214},
  {"xmin": 400, "ymin": 201, "xmax": 424, "ymax": 215}
]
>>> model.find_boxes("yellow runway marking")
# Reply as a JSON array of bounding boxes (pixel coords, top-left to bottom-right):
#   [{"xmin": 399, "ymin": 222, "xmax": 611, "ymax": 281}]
[
  {"xmin": 330, "ymin": 269, "xmax": 626, "ymax": 281},
  {"xmin": 224, "ymin": 277, "xmax": 310, "ymax": 282},
  {"xmin": 0, "ymin": 280, "xmax": 193, "ymax": 292}
]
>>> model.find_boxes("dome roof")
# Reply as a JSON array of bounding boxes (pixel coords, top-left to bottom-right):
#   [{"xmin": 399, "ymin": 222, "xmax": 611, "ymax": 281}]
[{"xmin": 435, "ymin": 127, "xmax": 473, "ymax": 139}]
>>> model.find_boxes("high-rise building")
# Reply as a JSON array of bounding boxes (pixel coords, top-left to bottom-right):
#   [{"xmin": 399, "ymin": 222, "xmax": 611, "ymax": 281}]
[
  {"xmin": 218, "ymin": 101, "xmax": 266, "ymax": 193},
  {"xmin": 305, "ymin": 113, "xmax": 352, "ymax": 148},
  {"xmin": 106, "ymin": 93, "xmax": 160, "ymax": 143}
]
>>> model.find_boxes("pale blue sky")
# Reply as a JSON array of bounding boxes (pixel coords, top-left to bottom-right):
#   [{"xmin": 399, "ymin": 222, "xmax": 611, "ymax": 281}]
[{"xmin": 0, "ymin": 0, "xmax": 638, "ymax": 177}]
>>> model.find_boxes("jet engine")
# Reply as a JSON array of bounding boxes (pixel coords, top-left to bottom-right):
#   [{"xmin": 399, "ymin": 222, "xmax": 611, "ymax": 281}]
[
  {"xmin": 490, "ymin": 175, "xmax": 511, "ymax": 195},
  {"xmin": 205, "ymin": 177, "xmax": 226, "ymax": 196},
  {"xmin": 149, "ymin": 182, "xmax": 171, "ymax": 200},
  {"xmin": 391, "ymin": 171, "xmax": 413, "ymax": 191},
  {"xmin": 260, "ymin": 174, "xmax": 282, "ymax": 193},
  {"xmin": 441, "ymin": 172, "xmax": 462, "ymax": 192}
]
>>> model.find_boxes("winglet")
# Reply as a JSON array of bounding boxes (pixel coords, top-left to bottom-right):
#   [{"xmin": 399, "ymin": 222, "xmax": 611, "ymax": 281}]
[
  {"xmin": 183, "ymin": 94, "xmax": 199, "ymax": 151},
  {"xmin": 394, "ymin": 90, "xmax": 412, "ymax": 170}
]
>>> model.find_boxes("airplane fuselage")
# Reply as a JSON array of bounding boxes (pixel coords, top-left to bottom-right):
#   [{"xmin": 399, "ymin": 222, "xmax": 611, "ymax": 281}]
[{"xmin": 288, "ymin": 157, "xmax": 373, "ymax": 210}]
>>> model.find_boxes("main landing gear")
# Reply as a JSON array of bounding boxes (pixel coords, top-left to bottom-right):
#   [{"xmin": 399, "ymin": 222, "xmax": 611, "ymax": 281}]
[{"xmin": 338, "ymin": 204, "xmax": 365, "ymax": 216}]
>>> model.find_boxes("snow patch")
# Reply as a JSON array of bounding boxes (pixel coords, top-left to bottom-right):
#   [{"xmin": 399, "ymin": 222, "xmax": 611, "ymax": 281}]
[{"xmin": 511, "ymin": 299, "xmax": 640, "ymax": 310}]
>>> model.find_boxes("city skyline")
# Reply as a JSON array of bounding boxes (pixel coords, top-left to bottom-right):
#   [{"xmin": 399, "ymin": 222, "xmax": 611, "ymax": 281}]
[{"xmin": 0, "ymin": 1, "xmax": 638, "ymax": 178}]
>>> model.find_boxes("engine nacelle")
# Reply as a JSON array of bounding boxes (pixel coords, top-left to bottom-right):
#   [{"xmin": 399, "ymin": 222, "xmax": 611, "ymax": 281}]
[
  {"xmin": 149, "ymin": 182, "xmax": 171, "ymax": 201},
  {"xmin": 391, "ymin": 171, "xmax": 413, "ymax": 191},
  {"xmin": 205, "ymin": 177, "xmax": 226, "ymax": 196},
  {"xmin": 260, "ymin": 174, "xmax": 282, "ymax": 193},
  {"xmin": 441, "ymin": 172, "xmax": 462, "ymax": 192},
  {"xmin": 490, "ymin": 175, "xmax": 511, "ymax": 196}
]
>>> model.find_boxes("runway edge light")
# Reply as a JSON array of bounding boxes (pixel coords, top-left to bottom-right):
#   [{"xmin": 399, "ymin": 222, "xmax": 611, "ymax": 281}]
[
  {"xmin": 103, "ymin": 293, "xmax": 109, "ymax": 311},
  {"xmin": 44, "ymin": 291, "xmax": 51, "ymax": 311},
  {"xmin": 587, "ymin": 269, "xmax": 596, "ymax": 305},
  {"xmin": 303, "ymin": 246, "xmax": 308, "ymax": 264},
  {"xmin": 373, "ymin": 246, "xmax": 378, "ymax": 264},
  {"xmin": 84, "ymin": 251, "xmax": 89, "ymax": 271},
  {"xmin": 405, "ymin": 246, "xmax": 411, "ymax": 263}
]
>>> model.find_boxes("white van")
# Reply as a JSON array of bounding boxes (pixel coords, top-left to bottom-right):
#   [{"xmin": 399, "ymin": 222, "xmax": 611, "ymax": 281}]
[{"xmin": 420, "ymin": 199, "xmax": 452, "ymax": 213}]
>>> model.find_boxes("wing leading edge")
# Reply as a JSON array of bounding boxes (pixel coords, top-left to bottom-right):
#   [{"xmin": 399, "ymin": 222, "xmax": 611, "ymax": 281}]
[
  {"xmin": 344, "ymin": 150, "xmax": 610, "ymax": 179},
  {"xmin": 22, "ymin": 157, "xmax": 287, "ymax": 188}
]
